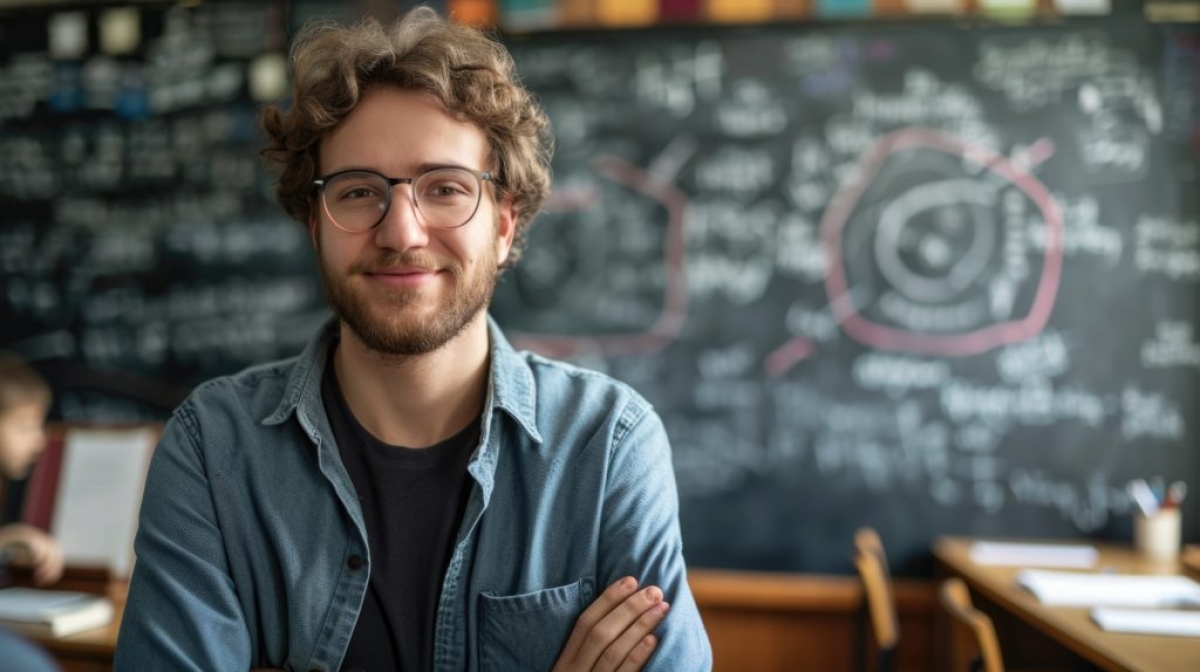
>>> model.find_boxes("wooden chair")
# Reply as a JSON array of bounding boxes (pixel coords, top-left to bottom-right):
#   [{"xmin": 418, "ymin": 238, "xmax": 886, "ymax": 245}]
[
  {"xmin": 940, "ymin": 577, "xmax": 1005, "ymax": 672},
  {"xmin": 853, "ymin": 527, "xmax": 899, "ymax": 672}
]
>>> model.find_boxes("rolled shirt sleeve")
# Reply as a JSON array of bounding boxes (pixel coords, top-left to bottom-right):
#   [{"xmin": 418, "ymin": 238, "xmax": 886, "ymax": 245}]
[{"xmin": 599, "ymin": 404, "xmax": 713, "ymax": 670}]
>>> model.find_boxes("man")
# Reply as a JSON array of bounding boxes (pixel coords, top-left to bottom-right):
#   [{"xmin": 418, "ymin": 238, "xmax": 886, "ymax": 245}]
[{"xmin": 115, "ymin": 8, "xmax": 711, "ymax": 671}]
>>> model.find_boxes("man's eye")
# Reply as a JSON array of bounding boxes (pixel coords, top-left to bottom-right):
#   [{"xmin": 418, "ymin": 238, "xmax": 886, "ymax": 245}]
[
  {"xmin": 426, "ymin": 183, "xmax": 472, "ymax": 199},
  {"xmin": 340, "ymin": 187, "xmax": 379, "ymax": 200}
]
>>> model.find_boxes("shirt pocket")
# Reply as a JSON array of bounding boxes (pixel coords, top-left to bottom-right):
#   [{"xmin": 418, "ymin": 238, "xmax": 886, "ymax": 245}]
[{"xmin": 478, "ymin": 578, "xmax": 595, "ymax": 672}]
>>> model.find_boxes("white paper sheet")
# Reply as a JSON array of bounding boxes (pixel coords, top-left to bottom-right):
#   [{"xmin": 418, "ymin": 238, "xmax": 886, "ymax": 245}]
[
  {"xmin": 50, "ymin": 428, "xmax": 157, "ymax": 577},
  {"xmin": 1017, "ymin": 569, "xmax": 1200, "ymax": 608},
  {"xmin": 1092, "ymin": 607, "xmax": 1200, "ymax": 637},
  {"xmin": 969, "ymin": 542, "xmax": 1099, "ymax": 568}
]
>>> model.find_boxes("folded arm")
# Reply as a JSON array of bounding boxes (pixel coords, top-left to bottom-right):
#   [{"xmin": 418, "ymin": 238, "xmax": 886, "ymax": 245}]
[{"xmin": 596, "ymin": 404, "xmax": 713, "ymax": 671}]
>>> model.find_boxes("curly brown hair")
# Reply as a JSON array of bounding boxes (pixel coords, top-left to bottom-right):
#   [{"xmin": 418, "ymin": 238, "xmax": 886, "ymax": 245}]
[
  {"xmin": 260, "ymin": 7, "xmax": 552, "ymax": 268},
  {"xmin": 0, "ymin": 351, "xmax": 51, "ymax": 415}
]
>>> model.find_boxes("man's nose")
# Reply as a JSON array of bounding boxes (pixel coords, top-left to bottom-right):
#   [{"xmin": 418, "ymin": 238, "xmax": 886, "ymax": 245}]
[{"xmin": 373, "ymin": 181, "xmax": 430, "ymax": 250}]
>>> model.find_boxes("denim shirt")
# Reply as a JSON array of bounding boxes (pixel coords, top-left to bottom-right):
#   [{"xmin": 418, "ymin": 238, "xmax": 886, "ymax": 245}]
[{"xmin": 115, "ymin": 317, "xmax": 712, "ymax": 672}]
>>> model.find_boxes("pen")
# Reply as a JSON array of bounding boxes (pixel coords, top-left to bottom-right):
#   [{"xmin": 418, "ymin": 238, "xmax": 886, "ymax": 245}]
[
  {"xmin": 1128, "ymin": 479, "xmax": 1159, "ymax": 516},
  {"xmin": 1150, "ymin": 476, "xmax": 1166, "ymax": 505}
]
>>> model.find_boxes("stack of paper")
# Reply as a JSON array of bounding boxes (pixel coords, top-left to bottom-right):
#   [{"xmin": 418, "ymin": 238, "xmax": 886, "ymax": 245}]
[
  {"xmin": 970, "ymin": 542, "xmax": 1099, "ymax": 568},
  {"xmin": 0, "ymin": 588, "xmax": 114, "ymax": 638},
  {"xmin": 1017, "ymin": 569, "xmax": 1200, "ymax": 608},
  {"xmin": 1092, "ymin": 608, "xmax": 1200, "ymax": 637}
]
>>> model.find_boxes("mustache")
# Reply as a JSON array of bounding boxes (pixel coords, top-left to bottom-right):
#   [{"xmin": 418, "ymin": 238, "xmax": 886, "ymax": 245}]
[{"xmin": 350, "ymin": 252, "xmax": 454, "ymax": 274}]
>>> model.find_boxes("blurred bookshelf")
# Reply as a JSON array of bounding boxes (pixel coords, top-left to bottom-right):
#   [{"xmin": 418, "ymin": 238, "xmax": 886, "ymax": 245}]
[
  {"xmin": 1, "ymin": 1, "xmax": 1189, "ymax": 30},
  {"xmin": 431, "ymin": 0, "xmax": 1199, "ymax": 31}
]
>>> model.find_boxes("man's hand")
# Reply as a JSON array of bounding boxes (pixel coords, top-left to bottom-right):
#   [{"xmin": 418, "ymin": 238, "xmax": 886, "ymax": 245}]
[
  {"xmin": 253, "ymin": 577, "xmax": 668, "ymax": 672},
  {"xmin": 0, "ymin": 523, "xmax": 64, "ymax": 586},
  {"xmin": 552, "ymin": 576, "xmax": 670, "ymax": 672}
]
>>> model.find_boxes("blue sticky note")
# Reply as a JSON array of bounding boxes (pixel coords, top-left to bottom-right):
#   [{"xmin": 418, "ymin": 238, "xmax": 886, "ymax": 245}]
[
  {"xmin": 817, "ymin": 0, "xmax": 873, "ymax": 18},
  {"xmin": 49, "ymin": 63, "xmax": 83, "ymax": 113},
  {"xmin": 115, "ymin": 86, "xmax": 150, "ymax": 120},
  {"xmin": 501, "ymin": 0, "xmax": 556, "ymax": 30}
]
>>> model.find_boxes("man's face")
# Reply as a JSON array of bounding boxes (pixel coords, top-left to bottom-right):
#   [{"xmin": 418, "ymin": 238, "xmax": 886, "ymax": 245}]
[
  {"xmin": 0, "ymin": 403, "xmax": 47, "ymax": 479},
  {"xmin": 313, "ymin": 87, "xmax": 515, "ymax": 356}
]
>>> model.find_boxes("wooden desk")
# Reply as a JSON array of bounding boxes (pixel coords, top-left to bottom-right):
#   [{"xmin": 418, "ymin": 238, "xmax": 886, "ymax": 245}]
[{"xmin": 934, "ymin": 537, "xmax": 1200, "ymax": 672}]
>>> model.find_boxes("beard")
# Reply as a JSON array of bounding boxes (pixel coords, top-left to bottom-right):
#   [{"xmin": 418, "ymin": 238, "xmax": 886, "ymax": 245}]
[{"xmin": 318, "ymin": 242, "xmax": 499, "ymax": 358}]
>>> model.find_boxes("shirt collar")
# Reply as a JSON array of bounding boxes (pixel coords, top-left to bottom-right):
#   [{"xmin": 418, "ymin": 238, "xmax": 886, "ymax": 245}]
[
  {"xmin": 485, "ymin": 315, "xmax": 542, "ymax": 445},
  {"xmin": 262, "ymin": 316, "xmax": 339, "ymax": 427},
  {"xmin": 262, "ymin": 315, "xmax": 543, "ymax": 445}
]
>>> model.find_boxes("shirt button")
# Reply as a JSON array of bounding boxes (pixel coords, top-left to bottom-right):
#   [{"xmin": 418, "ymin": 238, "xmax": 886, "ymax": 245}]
[{"xmin": 347, "ymin": 554, "xmax": 364, "ymax": 570}]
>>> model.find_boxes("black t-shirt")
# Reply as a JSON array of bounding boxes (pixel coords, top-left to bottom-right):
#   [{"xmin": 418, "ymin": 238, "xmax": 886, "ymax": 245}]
[{"xmin": 322, "ymin": 348, "xmax": 477, "ymax": 672}]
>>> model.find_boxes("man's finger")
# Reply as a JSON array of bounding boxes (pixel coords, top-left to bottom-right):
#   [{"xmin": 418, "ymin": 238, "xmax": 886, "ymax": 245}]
[
  {"xmin": 573, "ymin": 585, "xmax": 663, "ymax": 668},
  {"xmin": 556, "ymin": 577, "xmax": 639, "ymax": 665},
  {"xmin": 614, "ymin": 635, "xmax": 659, "ymax": 672},
  {"xmin": 595, "ymin": 601, "xmax": 669, "ymax": 672}
]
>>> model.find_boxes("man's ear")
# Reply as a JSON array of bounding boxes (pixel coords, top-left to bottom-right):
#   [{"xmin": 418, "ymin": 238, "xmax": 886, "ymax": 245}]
[
  {"xmin": 496, "ymin": 197, "xmax": 517, "ymax": 265},
  {"xmin": 308, "ymin": 211, "xmax": 319, "ymax": 248}
]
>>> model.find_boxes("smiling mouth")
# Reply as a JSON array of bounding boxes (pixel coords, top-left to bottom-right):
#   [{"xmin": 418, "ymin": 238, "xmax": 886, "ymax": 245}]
[
  {"xmin": 363, "ymin": 268, "xmax": 442, "ymax": 288},
  {"xmin": 363, "ymin": 264, "xmax": 442, "ymax": 278}
]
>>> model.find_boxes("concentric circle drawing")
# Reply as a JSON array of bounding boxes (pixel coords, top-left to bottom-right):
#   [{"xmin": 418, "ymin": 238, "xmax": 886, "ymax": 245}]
[
  {"xmin": 874, "ymin": 179, "xmax": 997, "ymax": 304},
  {"xmin": 821, "ymin": 127, "xmax": 1064, "ymax": 356}
]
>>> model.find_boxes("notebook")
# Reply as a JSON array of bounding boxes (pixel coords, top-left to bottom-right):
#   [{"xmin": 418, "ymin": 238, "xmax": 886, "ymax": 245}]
[{"xmin": 0, "ymin": 588, "xmax": 114, "ymax": 638}]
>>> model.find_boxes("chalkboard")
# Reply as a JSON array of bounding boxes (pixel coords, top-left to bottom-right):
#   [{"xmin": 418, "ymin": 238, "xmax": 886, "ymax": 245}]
[
  {"xmin": 1, "ymin": 4, "xmax": 1198, "ymax": 575},
  {"xmin": 492, "ymin": 20, "xmax": 1200, "ymax": 574},
  {"xmin": 0, "ymin": 3, "xmax": 329, "ymax": 420}
]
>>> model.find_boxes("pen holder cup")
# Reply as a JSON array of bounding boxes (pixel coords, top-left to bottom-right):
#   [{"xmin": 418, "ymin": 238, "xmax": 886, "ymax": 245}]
[{"xmin": 1134, "ymin": 508, "xmax": 1182, "ymax": 562}]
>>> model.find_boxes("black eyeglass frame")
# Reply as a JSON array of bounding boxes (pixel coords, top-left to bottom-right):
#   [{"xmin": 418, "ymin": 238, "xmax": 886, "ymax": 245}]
[{"xmin": 312, "ymin": 167, "xmax": 495, "ymax": 233}]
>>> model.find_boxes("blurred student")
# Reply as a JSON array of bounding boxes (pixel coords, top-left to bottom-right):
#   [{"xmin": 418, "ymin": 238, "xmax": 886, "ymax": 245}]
[
  {"xmin": 0, "ymin": 353, "xmax": 63, "ymax": 585},
  {"xmin": 0, "ymin": 353, "xmax": 62, "ymax": 672}
]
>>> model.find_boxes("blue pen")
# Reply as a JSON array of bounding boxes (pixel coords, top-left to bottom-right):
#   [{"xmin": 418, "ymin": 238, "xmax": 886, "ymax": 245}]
[{"xmin": 1150, "ymin": 476, "xmax": 1166, "ymax": 506}]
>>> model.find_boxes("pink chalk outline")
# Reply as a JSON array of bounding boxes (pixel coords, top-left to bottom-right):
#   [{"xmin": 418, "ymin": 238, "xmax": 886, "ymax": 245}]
[
  {"xmin": 764, "ymin": 337, "xmax": 815, "ymax": 377},
  {"xmin": 818, "ymin": 127, "xmax": 1064, "ymax": 357},
  {"xmin": 510, "ymin": 156, "xmax": 688, "ymax": 358}
]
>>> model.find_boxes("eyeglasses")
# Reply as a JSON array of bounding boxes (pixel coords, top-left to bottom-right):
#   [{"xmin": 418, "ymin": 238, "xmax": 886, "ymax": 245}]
[{"xmin": 312, "ymin": 167, "xmax": 493, "ymax": 233}]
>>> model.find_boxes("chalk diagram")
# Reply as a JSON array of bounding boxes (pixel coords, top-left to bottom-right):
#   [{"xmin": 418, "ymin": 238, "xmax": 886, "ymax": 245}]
[
  {"xmin": 768, "ymin": 128, "xmax": 1064, "ymax": 375},
  {"xmin": 498, "ymin": 142, "xmax": 691, "ymax": 358}
]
